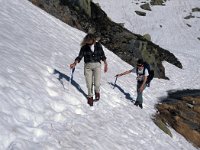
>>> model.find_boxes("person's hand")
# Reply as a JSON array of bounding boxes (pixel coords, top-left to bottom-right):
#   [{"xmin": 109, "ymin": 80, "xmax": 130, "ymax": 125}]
[
  {"xmin": 104, "ymin": 63, "xmax": 108, "ymax": 73},
  {"xmin": 70, "ymin": 62, "xmax": 76, "ymax": 69},
  {"xmin": 115, "ymin": 74, "xmax": 122, "ymax": 77},
  {"xmin": 115, "ymin": 74, "xmax": 119, "ymax": 77}
]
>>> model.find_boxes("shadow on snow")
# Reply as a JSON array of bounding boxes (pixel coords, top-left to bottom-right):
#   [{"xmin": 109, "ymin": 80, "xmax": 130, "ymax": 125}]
[
  {"xmin": 108, "ymin": 82, "xmax": 135, "ymax": 102},
  {"xmin": 53, "ymin": 69, "xmax": 87, "ymax": 98}
]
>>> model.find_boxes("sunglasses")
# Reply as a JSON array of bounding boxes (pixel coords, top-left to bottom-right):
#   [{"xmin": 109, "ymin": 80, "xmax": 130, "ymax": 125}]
[{"xmin": 137, "ymin": 64, "xmax": 143, "ymax": 67}]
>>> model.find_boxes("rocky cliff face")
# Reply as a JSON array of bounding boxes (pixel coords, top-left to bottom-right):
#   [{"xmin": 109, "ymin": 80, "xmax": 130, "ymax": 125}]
[
  {"xmin": 155, "ymin": 90, "xmax": 200, "ymax": 148},
  {"xmin": 29, "ymin": 0, "xmax": 182, "ymax": 79},
  {"xmin": 60, "ymin": 0, "xmax": 91, "ymax": 17}
]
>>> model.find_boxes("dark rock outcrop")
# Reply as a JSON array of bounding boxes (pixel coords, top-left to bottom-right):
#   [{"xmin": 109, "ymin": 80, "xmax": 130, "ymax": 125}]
[
  {"xmin": 29, "ymin": 0, "xmax": 182, "ymax": 79},
  {"xmin": 192, "ymin": 7, "xmax": 200, "ymax": 12},
  {"xmin": 135, "ymin": 11, "xmax": 146, "ymax": 16},
  {"xmin": 150, "ymin": 0, "xmax": 166, "ymax": 5},
  {"xmin": 155, "ymin": 89, "xmax": 200, "ymax": 148},
  {"xmin": 55, "ymin": 0, "xmax": 92, "ymax": 17},
  {"xmin": 184, "ymin": 8, "xmax": 200, "ymax": 20},
  {"xmin": 184, "ymin": 14, "xmax": 195, "ymax": 19},
  {"xmin": 140, "ymin": 3, "xmax": 151, "ymax": 11}
]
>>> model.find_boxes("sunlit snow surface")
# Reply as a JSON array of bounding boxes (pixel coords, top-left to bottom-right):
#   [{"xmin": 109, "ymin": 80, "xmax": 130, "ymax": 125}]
[{"xmin": 0, "ymin": 0, "xmax": 199, "ymax": 149}]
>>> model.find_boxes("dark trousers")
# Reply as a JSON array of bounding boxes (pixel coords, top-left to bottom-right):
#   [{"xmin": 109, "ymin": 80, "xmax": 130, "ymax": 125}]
[{"xmin": 136, "ymin": 82, "xmax": 146, "ymax": 104}]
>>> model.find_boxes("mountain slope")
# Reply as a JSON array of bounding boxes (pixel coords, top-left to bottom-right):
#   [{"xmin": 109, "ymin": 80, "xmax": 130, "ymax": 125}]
[
  {"xmin": 0, "ymin": 0, "xmax": 199, "ymax": 149},
  {"xmin": 93, "ymin": 0, "xmax": 200, "ymax": 57},
  {"xmin": 93, "ymin": 0, "xmax": 200, "ymax": 102}
]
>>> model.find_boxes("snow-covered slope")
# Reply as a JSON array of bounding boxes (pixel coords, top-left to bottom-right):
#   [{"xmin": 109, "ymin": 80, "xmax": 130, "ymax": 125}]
[
  {"xmin": 93, "ymin": 0, "xmax": 200, "ymax": 100},
  {"xmin": 0, "ymin": 0, "xmax": 199, "ymax": 149},
  {"xmin": 93, "ymin": 0, "xmax": 200, "ymax": 57}
]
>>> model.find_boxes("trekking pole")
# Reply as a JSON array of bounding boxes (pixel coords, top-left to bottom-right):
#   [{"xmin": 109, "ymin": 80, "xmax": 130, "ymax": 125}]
[
  {"xmin": 67, "ymin": 67, "xmax": 75, "ymax": 91},
  {"xmin": 69, "ymin": 67, "xmax": 75, "ymax": 84},
  {"xmin": 113, "ymin": 76, "xmax": 118, "ymax": 89}
]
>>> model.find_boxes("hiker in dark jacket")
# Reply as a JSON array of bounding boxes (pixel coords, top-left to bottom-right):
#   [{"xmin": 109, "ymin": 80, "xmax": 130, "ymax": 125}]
[
  {"xmin": 70, "ymin": 34, "xmax": 108, "ymax": 106},
  {"xmin": 116, "ymin": 59, "xmax": 148, "ymax": 109}
]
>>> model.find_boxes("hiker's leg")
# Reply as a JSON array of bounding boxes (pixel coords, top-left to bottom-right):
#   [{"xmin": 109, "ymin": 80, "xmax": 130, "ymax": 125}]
[
  {"xmin": 93, "ymin": 62, "xmax": 101, "ymax": 93},
  {"xmin": 136, "ymin": 83, "xmax": 143, "ymax": 104},
  {"xmin": 84, "ymin": 63, "xmax": 93, "ymax": 97},
  {"xmin": 136, "ymin": 83, "xmax": 147, "ymax": 104}
]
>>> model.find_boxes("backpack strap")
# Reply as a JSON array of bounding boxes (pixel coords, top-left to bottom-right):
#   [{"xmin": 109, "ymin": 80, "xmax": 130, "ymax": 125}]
[{"xmin": 143, "ymin": 67, "xmax": 146, "ymax": 75}]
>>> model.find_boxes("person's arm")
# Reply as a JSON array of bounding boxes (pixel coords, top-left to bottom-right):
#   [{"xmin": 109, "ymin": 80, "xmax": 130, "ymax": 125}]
[
  {"xmin": 96, "ymin": 42, "xmax": 107, "ymax": 72},
  {"xmin": 116, "ymin": 69, "xmax": 132, "ymax": 77},
  {"xmin": 103, "ymin": 60, "xmax": 108, "ymax": 73},
  {"xmin": 70, "ymin": 47, "xmax": 84, "ymax": 69},
  {"xmin": 96, "ymin": 42, "xmax": 107, "ymax": 61},
  {"xmin": 70, "ymin": 60, "xmax": 79, "ymax": 69}
]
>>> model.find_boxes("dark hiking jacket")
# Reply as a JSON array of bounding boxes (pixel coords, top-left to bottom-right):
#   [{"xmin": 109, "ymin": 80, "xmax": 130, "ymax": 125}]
[{"xmin": 75, "ymin": 42, "xmax": 106, "ymax": 63}]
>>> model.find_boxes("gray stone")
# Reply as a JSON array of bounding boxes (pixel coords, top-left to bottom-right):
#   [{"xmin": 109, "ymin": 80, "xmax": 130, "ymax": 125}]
[
  {"xmin": 143, "ymin": 34, "xmax": 151, "ymax": 41},
  {"xmin": 135, "ymin": 11, "xmax": 146, "ymax": 16},
  {"xmin": 153, "ymin": 117, "xmax": 173, "ymax": 137},
  {"xmin": 150, "ymin": 0, "xmax": 166, "ymax": 5},
  {"xmin": 192, "ymin": 7, "xmax": 200, "ymax": 12},
  {"xmin": 78, "ymin": 0, "xmax": 91, "ymax": 17},
  {"xmin": 140, "ymin": 3, "xmax": 151, "ymax": 11},
  {"xmin": 184, "ymin": 15, "xmax": 195, "ymax": 19}
]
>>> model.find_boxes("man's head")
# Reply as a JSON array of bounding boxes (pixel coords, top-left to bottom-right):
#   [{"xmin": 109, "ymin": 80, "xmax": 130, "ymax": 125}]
[{"xmin": 137, "ymin": 59, "xmax": 144, "ymax": 70}]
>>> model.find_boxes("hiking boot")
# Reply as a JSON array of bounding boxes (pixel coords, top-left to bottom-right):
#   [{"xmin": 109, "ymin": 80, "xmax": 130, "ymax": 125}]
[
  {"xmin": 134, "ymin": 101, "xmax": 139, "ymax": 106},
  {"xmin": 95, "ymin": 92, "xmax": 100, "ymax": 101},
  {"xmin": 139, "ymin": 104, "xmax": 143, "ymax": 109},
  {"xmin": 87, "ymin": 97, "xmax": 93, "ymax": 106}
]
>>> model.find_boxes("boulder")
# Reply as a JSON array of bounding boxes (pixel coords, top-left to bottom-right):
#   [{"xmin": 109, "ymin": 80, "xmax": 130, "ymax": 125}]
[
  {"xmin": 150, "ymin": 0, "xmax": 166, "ymax": 5},
  {"xmin": 140, "ymin": 3, "xmax": 151, "ymax": 11},
  {"xmin": 155, "ymin": 90, "xmax": 200, "ymax": 148},
  {"xmin": 60, "ymin": 0, "xmax": 91, "ymax": 17},
  {"xmin": 153, "ymin": 117, "xmax": 172, "ymax": 137},
  {"xmin": 135, "ymin": 11, "xmax": 146, "ymax": 16},
  {"xmin": 143, "ymin": 34, "xmax": 151, "ymax": 41},
  {"xmin": 192, "ymin": 7, "xmax": 200, "ymax": 12}
]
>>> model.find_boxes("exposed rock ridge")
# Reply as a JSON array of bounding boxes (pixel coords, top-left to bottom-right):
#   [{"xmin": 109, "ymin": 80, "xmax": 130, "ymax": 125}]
[{"xmin": 29, "ymin": 0, "xmax": 182, "ymax": 79}]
